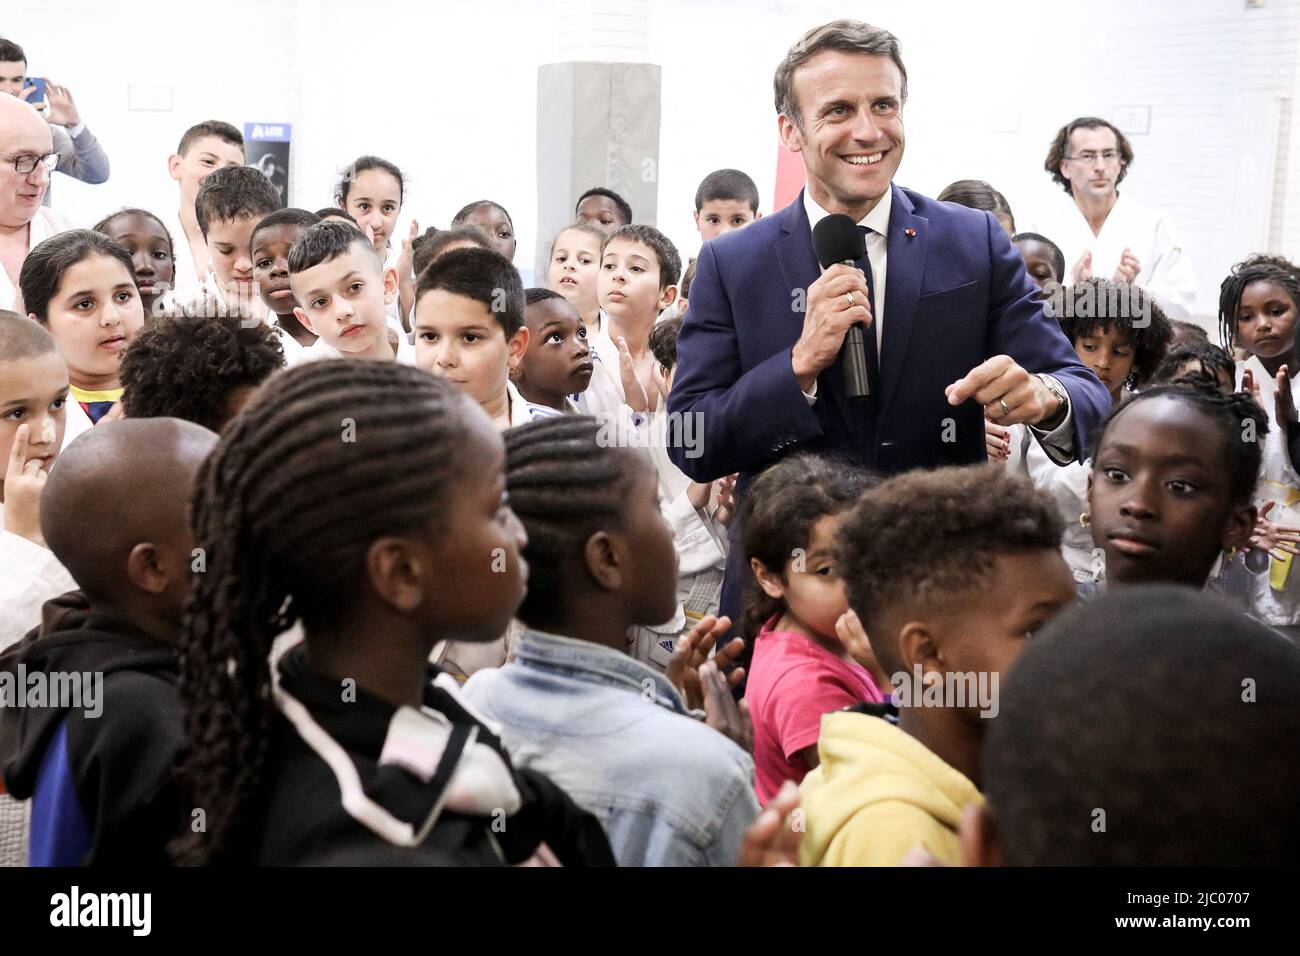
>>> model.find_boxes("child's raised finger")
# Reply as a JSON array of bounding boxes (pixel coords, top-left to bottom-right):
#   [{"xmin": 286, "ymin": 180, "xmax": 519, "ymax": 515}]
[{"xmin": 6, "ymin": 423, "xmax": 30, "ymax": 477}]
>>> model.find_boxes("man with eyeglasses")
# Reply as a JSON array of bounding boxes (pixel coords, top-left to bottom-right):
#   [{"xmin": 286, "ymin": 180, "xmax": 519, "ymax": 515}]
[
  {"xmin": 1035, "ymin": 116, "xmax": 1197, "ymax": 320},
  {"xmin": 0, "ymin": 92, "xmax": 72, "ymax": 310},
  {"xmin": 0, "ymin": 38, "xmax": 110, "ymax": 207}
]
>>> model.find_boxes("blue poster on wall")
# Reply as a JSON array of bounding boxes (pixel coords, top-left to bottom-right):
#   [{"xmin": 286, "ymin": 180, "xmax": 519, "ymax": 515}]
[{"xmin": 244, "ymin": 122, "xmax": 292, "ymax": 208}]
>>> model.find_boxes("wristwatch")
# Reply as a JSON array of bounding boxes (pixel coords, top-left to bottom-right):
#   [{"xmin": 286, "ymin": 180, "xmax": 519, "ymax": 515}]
[{"xmin": 1035, "ymin": 373, "xmax": 1070, "ymax": 430}]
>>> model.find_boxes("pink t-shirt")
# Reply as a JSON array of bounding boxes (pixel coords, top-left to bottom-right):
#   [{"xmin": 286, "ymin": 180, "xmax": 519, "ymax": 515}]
[{"xmin": 745, "ymin": 619, "xmax": 884, "ymax": 803}]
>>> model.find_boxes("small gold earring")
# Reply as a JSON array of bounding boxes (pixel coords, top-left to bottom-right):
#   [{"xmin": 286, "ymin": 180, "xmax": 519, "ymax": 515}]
[{"xmin": 1079, "ymin": 512, "xmax": 1091, "ymax": 528}]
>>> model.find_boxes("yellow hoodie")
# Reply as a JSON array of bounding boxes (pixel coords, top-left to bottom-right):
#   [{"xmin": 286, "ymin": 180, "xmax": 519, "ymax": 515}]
[{"xmin": 799, "ymin": 709, "xmax": 984, "ymax": 866}]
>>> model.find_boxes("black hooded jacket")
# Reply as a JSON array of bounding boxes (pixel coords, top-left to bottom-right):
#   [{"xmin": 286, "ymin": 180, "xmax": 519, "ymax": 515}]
[
  {"xmin": 253, "ymin": 641, "xmax": 616, "ymax": 866},
  {"xmin": 0, "ymin": 591, "xmax": 182, "ymax": 866}
]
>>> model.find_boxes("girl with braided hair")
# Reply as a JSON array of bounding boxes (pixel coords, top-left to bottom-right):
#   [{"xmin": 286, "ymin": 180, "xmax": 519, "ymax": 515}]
[
  {"xmin": 1084, "ymin": 384, "xmax": 1264, "ymax": 594},
  {"xmin": 1219, "ymin": 256, "xmax": 1300, "ymax": 636},
  {"xmin": 171, "ymin": 359, "xmax": 613, "ymax": 866},
  {"xmin": 461, "ymin": 415, "xmax": 760, "ymax": 866}
]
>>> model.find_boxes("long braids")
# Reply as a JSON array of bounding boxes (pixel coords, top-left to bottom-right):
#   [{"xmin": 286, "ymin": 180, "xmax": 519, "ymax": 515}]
[
  {"xmin": 1218, "ymin": 257, "xmax": 1300, "ymax": 351},
  {"xmin": 172, "ymin": 360, "xmax": 474, "ymax": 865}
]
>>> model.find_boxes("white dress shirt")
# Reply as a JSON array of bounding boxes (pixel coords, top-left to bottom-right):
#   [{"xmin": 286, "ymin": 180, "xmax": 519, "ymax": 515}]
[
  {"xmin": 799, "ymin": 189, "xmax": 1075, "ymax": 458},
  {"xmin": 803, "ymin": 189, "xmax": 890, "ymax": 353}
]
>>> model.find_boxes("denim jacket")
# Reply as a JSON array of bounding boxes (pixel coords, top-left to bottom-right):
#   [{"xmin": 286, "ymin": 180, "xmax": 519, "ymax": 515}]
[{"xmin": 462, "ymin": 628, "xmax": 759, "ymax": 866}]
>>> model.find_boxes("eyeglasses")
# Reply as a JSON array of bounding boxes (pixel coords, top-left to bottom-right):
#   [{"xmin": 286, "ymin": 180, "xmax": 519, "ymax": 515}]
[
  {"xmin": 4, "ymin": 152, "xmax": 59, "ymax": 174},
  {"xmin": 1066, "ymin": 150, "xmax": 1122, "ymax": 165}
]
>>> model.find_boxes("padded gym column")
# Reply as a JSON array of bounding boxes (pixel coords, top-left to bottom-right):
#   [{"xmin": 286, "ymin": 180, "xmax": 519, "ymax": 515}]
[{"xmin": 535, "ymin": 61, "xmax": 662, "ymax": 279}]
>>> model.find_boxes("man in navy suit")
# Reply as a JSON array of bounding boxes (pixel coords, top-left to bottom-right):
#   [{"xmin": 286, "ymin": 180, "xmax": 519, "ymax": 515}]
[{"xmin": 667, "ymin": 19, "xmax": 1110, "ymax": 624}]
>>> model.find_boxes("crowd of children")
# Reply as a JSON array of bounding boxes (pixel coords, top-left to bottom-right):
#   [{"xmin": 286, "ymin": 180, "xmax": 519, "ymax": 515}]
[{"xmin": 1, "ymin": 107, "xmax": 1299, "ymax": 870}]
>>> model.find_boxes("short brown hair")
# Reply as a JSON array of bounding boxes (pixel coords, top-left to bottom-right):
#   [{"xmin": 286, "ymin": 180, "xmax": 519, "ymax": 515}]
[
  {"xmin": 606, "ymin": 224, "xmax": 682, "ymax": 293},
  {"xmin": 1044, "ymin": 117, "xmax": 1134, "ymax": 195},
  {"xmin": 774, "ymin": 20, "xmax": 908, "ymax": 129},
  {"xmin": 177, "ymin": 120, "xmax": 244, "ymax": 158}
]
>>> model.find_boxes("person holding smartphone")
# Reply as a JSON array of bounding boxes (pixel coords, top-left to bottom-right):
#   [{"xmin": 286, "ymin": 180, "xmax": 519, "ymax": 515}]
[{"xmin": 0, "ymin": 37, "xmax": 110, "ymax": 204}]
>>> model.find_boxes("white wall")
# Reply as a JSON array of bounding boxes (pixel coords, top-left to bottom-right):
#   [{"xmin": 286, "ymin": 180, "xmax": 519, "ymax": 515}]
[{"xmin": 8, "ymin": 0, "xmax": 1300, "ymax": 314}]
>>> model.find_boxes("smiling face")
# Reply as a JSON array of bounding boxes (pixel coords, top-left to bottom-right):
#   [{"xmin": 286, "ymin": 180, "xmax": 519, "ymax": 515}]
[
  {"xmin": 414, "ymin": 289, "xmax": 524, "ymax": 409},
  {"xmin": 36, "ymin": 254, "xmax": 145, "ymax": 390},
  {"xmin": 343, "ymin": 168, "xmax": 401, "ymax": 252},
  {"xmin": 599, "ymin": 237, "xmax": 674, "ymax": 324},
  {"xmin": 100, "ymin": 213, "xmax": 176, "ymax": 314},
  {"xmin": 1074, "ymin": 323, "xmax": 1134, "ymax": 400},
  {"xmin": 1058, "ymin": 126, "xmax": 1123, "ymax": 203},
  {"xmin": 460, "ymin": 205, "xmax": 516, "ymax": 262},
  {"xmin": 169, "ymin": 135, "xmax": 245, "ymax": 214},
  {"xmin": 1089, "ymin": 396, "xmax": 1254, "ymax": 588},
  {"xmin": 0, "ymin": 350, "xmax": 68, "ymax": 500},
  {"xmin": 1235, "ymin": 279, "xmax": 1298, "ymax": 361},
  {"xmin": 695, "ymin": 199, "xmax": 757, "ymax": 243},
  {"xmin": 547, "ymin": 227, "xmax": 602, "ymax": 318},
  {"xmin": 778, "ymin": 50, "xmax": 905, "ymax": 221},
  {"xmin": 519, "ymin": 296, "xmax": 593, "ymax": 404},
  {"xmin": 0, "ymin": 97, "xmax": 53, "ymax": 228},
  {"xmin": 252, "ymin": 222, "xmax": 310, "ymax": 316},
  {"xmin": 290, "ymin": 243, "xmax": 397, "ymax": 357}
]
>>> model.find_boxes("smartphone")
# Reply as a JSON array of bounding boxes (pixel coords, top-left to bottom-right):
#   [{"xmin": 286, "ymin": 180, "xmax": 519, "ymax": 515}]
[{"xmin": 22, "ymin": 76, "xmax": 47, "ymax": 108}]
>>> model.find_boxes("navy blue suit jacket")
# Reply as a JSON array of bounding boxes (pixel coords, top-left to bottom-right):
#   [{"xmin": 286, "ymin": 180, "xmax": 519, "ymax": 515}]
[{"xmin": 666, "ymin": 185, "xmax": 1110, "ymax": 621}]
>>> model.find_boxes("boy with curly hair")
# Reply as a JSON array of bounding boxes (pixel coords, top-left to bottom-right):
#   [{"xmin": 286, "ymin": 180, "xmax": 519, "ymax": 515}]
[
  {"xmin": 119, "ymin": 313, "xmax": 284, "ymax": 432},
  {"xmin": 799, "ymin": 465, "xmax": 1076, "ymax": 867}
]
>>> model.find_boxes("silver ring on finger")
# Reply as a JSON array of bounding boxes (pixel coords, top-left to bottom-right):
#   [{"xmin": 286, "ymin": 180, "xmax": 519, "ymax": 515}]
[
  {"xmin": 844, "ymin": 292, "xmax": 855, "ymax": 308},
  {"xmin": 999, "ymin": 399, "xmax": 1011, "ymax": 418}
]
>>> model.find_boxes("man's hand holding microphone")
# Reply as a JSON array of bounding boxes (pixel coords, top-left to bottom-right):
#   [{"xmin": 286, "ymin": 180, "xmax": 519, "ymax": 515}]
[{"xmin": 790, "ymin": 213, "xmax": 1066, "ymax": 430}]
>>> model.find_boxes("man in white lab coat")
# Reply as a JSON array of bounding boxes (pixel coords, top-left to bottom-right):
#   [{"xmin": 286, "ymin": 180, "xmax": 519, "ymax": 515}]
[{"xmin": 1035, "ymin": 116, "xmax": 1197, "ymax": 320}]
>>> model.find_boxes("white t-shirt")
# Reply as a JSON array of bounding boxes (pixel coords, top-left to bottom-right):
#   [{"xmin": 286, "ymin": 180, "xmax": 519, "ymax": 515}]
[
  {"xmin": 296, "ymin": 329, "xmax": 416, "ymax": 366},
  {"xmin": 60, "ymin": 393, "xmax": 95, "ymax": 450},
  {"xmin": 0, "ymin": 499, "xmax": 76, "ymax": 651},
  {"xmin": 270, "ymin": 322, "xmax": 312, "ymax": 367},
  {"xmin": 166, "ymin": 208, "xmax": 206, "ymax": 307}
]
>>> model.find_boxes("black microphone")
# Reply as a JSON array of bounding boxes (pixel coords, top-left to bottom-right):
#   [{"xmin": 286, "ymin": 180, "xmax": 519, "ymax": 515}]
[{"xmin": 811, "ymin": 214, "xmax": 870, "ymax": 398}]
